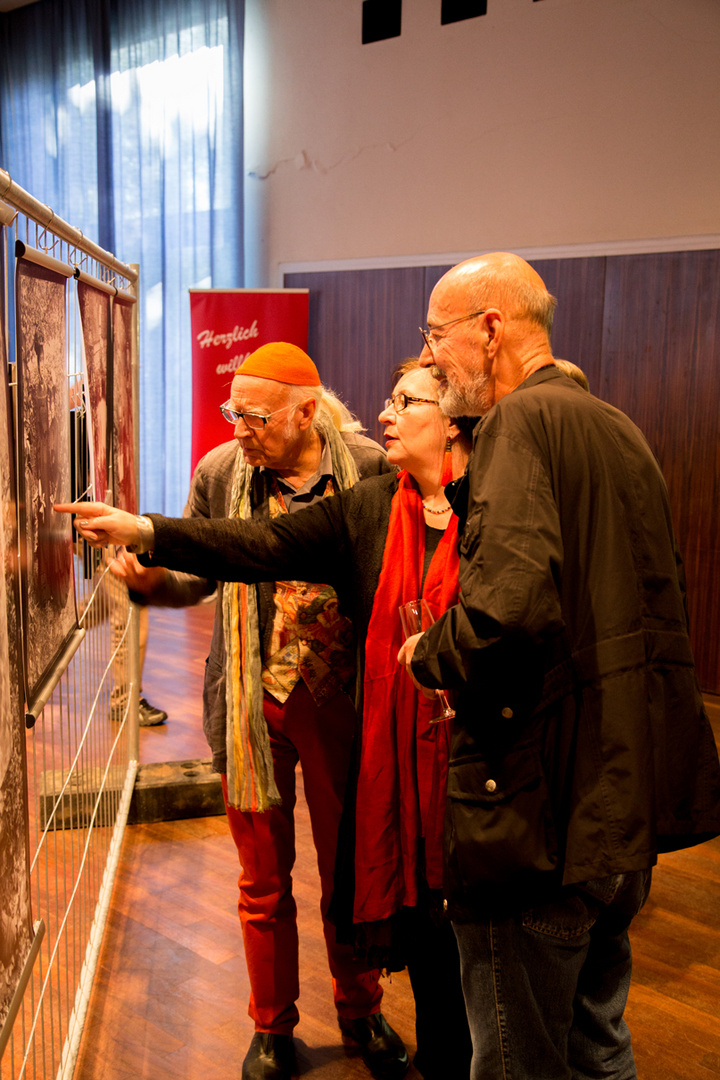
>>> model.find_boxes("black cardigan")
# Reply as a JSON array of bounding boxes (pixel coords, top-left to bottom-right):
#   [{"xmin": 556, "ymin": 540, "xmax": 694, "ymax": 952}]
[{"xmin": 143, "ymin": 470, "xmax": 400, "ymax": 657}]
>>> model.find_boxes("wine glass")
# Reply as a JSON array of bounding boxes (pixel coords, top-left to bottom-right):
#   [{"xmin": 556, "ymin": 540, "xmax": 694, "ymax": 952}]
[{"xmin": 398, "ymin": 599, "xmax": 456, "ymax": 723}]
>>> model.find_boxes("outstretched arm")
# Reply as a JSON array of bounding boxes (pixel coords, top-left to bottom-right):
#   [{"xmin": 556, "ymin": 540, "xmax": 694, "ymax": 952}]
[
  {"xmin": 54, "ymin": 502, "xmax": 145, "ymax": 548},
  {"xmin": 56, "ymin": 496, "xmax": 348, "ymax": 589}
]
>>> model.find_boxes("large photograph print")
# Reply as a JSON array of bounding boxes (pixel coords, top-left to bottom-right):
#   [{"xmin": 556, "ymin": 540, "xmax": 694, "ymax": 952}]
[
  {"xmin": 0, "ymin": 235, "xmax": 33, "ymax": 1027},
  {"xmin": 111, "ymin": 297, "xmax": 137, "ymax": 513},
  {"xmin": 77, "ymin": 280, "xmax": 109, "ymax": 501},
  {"xmin": 15, "ymin": 255, "xmax": 76, "ymax": 704}
]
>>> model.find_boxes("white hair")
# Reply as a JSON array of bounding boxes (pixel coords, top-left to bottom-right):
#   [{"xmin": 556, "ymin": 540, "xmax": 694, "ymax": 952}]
[{"xmin": 287, "ymin": 382, "xmax": 364, "ymax": 433}]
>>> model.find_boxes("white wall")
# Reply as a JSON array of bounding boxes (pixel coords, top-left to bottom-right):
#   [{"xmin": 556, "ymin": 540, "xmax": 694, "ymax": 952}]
[{"xmin": 244, "ymin": 0, "xmax": 720, "ymax": 285}]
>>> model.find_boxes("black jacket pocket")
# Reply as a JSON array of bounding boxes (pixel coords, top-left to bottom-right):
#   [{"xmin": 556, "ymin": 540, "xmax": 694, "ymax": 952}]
[{"xmin": 446, "ymin": 742, "xmax": 559, "ymax": 888}]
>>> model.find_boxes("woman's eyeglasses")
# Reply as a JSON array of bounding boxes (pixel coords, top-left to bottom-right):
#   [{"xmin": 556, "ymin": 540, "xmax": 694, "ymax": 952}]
[{"xmin": 384, "ymin": 393, "xmax": 439, "ymax": 413}]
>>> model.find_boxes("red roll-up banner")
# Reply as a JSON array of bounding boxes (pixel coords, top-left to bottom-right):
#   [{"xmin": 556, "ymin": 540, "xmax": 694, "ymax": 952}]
[{"xmin": 189, "ymin": 288, "xmax": 309, "ymax": 471}]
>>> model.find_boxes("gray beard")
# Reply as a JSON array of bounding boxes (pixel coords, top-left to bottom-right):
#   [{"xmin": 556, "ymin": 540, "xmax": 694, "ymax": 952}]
[{"xmin": 436, "ymin": 367, "xmax": 491, "ymax": 418}]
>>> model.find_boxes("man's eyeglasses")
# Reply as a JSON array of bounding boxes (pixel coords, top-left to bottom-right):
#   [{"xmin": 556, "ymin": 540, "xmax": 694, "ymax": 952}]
[
  {"xmin": 419, "ymin": 309, "xmax": 487, "ymax": 352},
  {"xmin": 384, "ymin": 392, "xmax": 439, "ymax": 414},
  {"xmin": 219, "ymin": 400, "xmax": 296, "ymax": 430}
]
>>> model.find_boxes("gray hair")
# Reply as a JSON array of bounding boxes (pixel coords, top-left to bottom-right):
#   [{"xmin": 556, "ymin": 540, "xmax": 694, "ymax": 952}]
[
  {"xmin": 554, "ymin": 359, "xmax": 590, "ymax": 391},
  {"xmin": 286, "ymin": 382, "xmax": 364, "ymax": 433},
  {"xmin": 464, "ymin": 262, "xmax": 557, "ymax": 335}
]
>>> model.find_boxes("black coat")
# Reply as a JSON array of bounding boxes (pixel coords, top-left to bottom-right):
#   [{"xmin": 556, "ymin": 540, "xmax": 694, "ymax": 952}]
[{"xmin": 411, "ymin": 366, "xmax": 720, "ymax": 912}]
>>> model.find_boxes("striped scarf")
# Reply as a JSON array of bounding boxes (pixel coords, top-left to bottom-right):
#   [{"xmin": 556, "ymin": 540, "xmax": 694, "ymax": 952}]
[{"xmin": 223, "ymin": 421, "xmax": 360, "ymax": 810}]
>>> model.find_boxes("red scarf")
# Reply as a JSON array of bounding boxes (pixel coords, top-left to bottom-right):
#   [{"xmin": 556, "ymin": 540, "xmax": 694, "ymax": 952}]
[{"xmin": 354, "ymin": 470, "xmax": 459, "ymax": 924}]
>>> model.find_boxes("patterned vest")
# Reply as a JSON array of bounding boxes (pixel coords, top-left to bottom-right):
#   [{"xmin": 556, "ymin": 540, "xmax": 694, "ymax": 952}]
[{"xmin": 261, "ymin": 477, "xmax": 355, "ymax": 706}]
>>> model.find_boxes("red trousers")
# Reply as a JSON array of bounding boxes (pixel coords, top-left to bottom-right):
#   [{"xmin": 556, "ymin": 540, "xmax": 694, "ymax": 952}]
[{"xmin": 223, "ymin": 680, "xmax": 383, "ymax": 1034}]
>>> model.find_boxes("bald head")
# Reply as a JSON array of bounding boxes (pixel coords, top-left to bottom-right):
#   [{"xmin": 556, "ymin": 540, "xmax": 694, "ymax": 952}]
[
  {"xmin": 437, "ymin": 252, "xmax": 557, "ymax": 335},
  {"xmin": 421, "ymin": 252, "xmax": 558, "ymax": 416}
]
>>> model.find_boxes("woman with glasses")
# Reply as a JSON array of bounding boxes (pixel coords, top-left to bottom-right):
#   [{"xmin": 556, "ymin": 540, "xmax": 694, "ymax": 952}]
[{"xmin": 58, "ymin": 360, "xmax": 475, "ymax": 1079}]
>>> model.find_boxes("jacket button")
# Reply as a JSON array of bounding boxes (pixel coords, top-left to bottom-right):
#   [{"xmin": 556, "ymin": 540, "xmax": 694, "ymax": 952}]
[
  {"xmin": 501, "ymin": 706, "xmax": 513, "ymax": 719},
  {"xmin": 485, "ymin": 779, "xmax": 497, "ymax": 793}
]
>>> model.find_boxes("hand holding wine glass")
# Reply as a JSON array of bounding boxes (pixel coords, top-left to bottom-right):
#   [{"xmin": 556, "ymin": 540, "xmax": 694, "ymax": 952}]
[{"xmin": 398, "ymin": 599, "xmax": 455, "ymax": 723}]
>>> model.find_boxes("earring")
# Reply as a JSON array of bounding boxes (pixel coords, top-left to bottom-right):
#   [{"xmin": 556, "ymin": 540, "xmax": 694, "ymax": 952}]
[{"xmin": 441, "ymin": 436, "xmax": 453, "ymax": 486}]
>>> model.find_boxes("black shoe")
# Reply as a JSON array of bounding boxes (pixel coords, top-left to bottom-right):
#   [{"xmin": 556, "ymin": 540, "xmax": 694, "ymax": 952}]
[
  {"xmin": 241, "ymin": 1033, "xmax": 295, "ymax": 1080},
  {"xmin": 138, "ymin": 696, "xmax": 167, "ymax": 726},
  {"xmin": 339, "ymin": 1014, "xmax": 409, "ymax": 1080}
]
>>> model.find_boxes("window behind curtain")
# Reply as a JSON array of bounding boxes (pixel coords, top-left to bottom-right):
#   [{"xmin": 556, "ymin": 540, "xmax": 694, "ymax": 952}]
[{"xmin": 0, "ymin": 0, "xmax": 245, "ymax": 515}]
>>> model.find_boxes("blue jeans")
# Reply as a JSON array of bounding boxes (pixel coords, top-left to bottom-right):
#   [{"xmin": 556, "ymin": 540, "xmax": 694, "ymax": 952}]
[{"xmin": 453, "ymin": 870, "xmax": 652, "ymax": 1080}]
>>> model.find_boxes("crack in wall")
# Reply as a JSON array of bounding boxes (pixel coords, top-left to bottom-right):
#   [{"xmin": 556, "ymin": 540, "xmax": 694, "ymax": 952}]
[{"xmin": 248, "ymin": 134, "xmax": 416, "ymax": 180}]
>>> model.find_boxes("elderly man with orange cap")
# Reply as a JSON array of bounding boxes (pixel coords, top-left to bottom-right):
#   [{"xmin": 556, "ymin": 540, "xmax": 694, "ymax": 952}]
[{"xmin": 113, "ymin": 343, "xmax": 406, "ymax": 1080}]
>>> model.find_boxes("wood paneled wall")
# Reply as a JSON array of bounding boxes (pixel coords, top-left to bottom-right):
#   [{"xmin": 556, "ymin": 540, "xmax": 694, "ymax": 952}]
[
  {"xmin": 292, "ymin": 266, "xmax": 428, "ymax": 443},
  {"xmin": 285, "ymin": 250, "xmax": 720, "ymax": 692}
]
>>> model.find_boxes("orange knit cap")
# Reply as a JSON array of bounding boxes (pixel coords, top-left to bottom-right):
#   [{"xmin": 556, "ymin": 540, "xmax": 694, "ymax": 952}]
[{"xmin": 235, "ymin": 342, "xmax": 321, "ymax": 386}]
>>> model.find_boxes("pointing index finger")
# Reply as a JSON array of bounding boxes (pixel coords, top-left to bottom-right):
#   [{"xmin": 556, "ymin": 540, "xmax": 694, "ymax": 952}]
[{"xmin": 54, "ymin": 502, "xmax": 107, "ymax": 516}]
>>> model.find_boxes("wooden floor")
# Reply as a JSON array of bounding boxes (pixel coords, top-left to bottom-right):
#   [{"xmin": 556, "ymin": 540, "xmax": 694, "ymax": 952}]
[{"xmin": 75, "ymin": 602, "xmax": 720, "ymax": 1079}]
